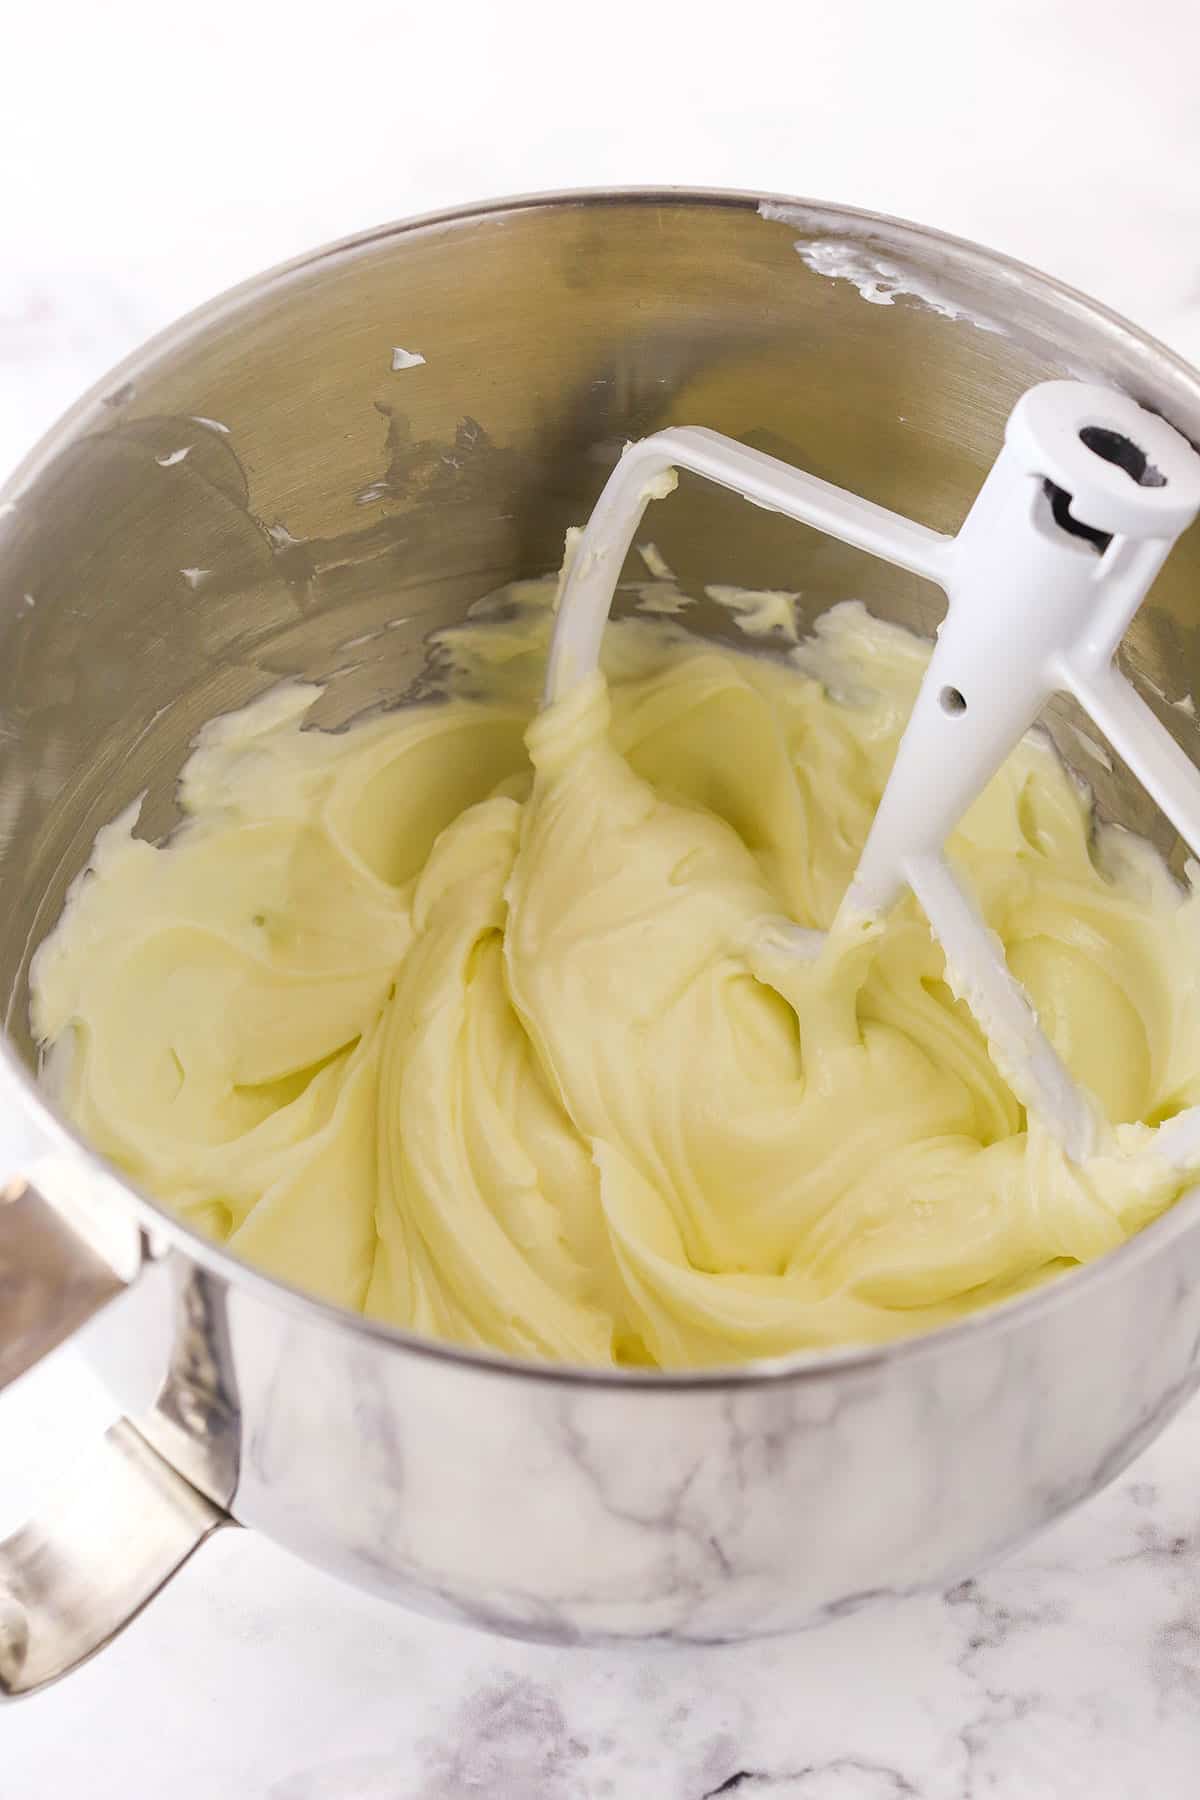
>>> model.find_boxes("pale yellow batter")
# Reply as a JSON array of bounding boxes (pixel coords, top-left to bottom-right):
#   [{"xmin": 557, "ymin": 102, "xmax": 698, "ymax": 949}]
[{"xmin": 30, "ymin": 580, "xmax": 1200, "ymax": 1367}]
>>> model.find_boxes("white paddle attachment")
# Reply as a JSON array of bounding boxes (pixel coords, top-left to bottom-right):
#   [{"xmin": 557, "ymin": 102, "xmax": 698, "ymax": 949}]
[{"xmin": 547, "ymin": 383, "xmax": 1200, "ymax": 1163}]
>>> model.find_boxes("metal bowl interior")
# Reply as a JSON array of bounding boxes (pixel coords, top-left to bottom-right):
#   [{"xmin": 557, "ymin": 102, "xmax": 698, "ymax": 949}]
[{"xmin": 3, "ymin": 187, "xmax": 1200, "ymax": 1390}]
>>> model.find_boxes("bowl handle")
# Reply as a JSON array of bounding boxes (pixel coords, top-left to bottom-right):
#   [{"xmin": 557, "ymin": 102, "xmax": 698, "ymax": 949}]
[
  {"xmin": 0, "ymin": 1177, "xmax": 226, "ymax": 1696},
  {"xmin": 0, "ymin": 1416, "xmax": 225, "ymax": 1697}
]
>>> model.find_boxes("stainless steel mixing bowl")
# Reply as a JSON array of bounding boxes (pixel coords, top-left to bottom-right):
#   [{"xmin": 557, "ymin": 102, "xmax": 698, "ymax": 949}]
[{"xmin": 4, "ymin": 190, "xmax": 1200, "ymax": 1696}]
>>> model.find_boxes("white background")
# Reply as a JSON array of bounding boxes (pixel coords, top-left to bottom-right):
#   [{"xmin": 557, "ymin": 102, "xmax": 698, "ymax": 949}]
[
  {"xmin": 5, "ymin": 2, "xmax": 1200, "ymax": 1794},
  {"xmin": 5, "ymin": 0, "xmax": 1200, "ymax": 488}
]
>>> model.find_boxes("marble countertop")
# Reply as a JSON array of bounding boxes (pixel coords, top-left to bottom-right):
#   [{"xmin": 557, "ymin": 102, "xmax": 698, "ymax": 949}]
[
  {"xmin": 7, "ymin": 1358, "xmax": 1200, "ymax": 1798},
  {"xmin": 6, "ymin": 1, "xmax": 1200, "ymax": 1792}
]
